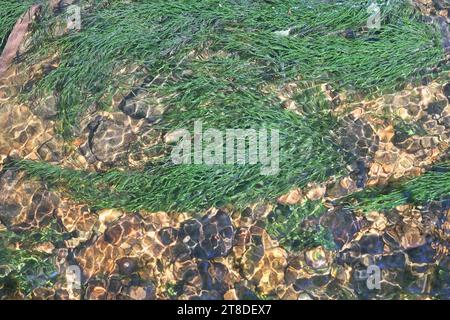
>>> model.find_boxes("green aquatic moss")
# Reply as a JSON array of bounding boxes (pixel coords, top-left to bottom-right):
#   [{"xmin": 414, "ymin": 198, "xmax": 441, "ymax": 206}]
[
  {"xmin": 0, "ymin": 0, "xmax": 35, "ymax": 50},
  {"xmin": 9, "ymin": 91, "xmax": 348, "ymax": 212},
  {"xmin": 27, "ymin": 0, "xmax": 445, "ymax": 135},
  {"xmin": 0, "ymin": 225, "xmax": 61, "ymax": 296},
  {"xmin": 0, "ymin": 247, "xmax": 57, "ymax": 297},
  {"xmin": 266, "ymin": 201, "xmax": 335, "ymax": 252},
  {"xmin": 344, "ymin": 163, "xmax": 450, "ymax": 212}
]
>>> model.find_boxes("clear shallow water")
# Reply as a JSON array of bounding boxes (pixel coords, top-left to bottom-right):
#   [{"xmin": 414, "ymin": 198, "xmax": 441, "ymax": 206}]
[{"xmin": 0, "ymin": 0, "xmax": 449, "ymax": 300}]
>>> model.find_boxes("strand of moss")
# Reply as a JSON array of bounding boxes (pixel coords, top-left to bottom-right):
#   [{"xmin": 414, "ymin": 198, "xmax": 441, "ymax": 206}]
[
  {"xmin": 344, "ymin": 163, "xmax": 450, "ymax": 212},
  {"xmin": 27, "ymin": 0, "xmax": 445, "ymax": 135}
]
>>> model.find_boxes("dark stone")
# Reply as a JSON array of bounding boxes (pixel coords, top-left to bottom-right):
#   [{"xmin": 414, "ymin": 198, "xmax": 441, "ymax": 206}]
[
  {"xmin": 107, "ymin": 276, "xmax": 123, "ymax": 294},
  {"xmin": 358, "ymin": 234, "xmax": 384, "ymax": 255},
  {"xmin": 197, "ymin": 261, "xmax": 230, "ymax": 294},
  {"xmin": 375, "ymin": 252, "xmax": 406, "ymax": 269},
  {"xmin": 293, "ymin": 278, "xmax": 315, "ymax": 291},
  {"xmin": 406, "ymin": 243, "xmax": 436, "ymax": 264},
  {"xmin": 394, "ymin": 129, "xmax": 411, "ymax": 146},
  {"xmin": 158, "ymin": 227, "xmax": 178, "ymax": 245},
  {"xmin": 382, "ymin": 231, "xmax": 401, "ymax": 251},
  {"xmin": 320, "ymin": 208, "xmax": 360, "ymax": 249},
  {"xmin": 443, "ymin": 83, "xmax": 450, "ymax": 102},
  {"xmin": 178, "ymin": 210, "xmax": 234, "ymax": 260},
  {"xmin": 235, "ymin": 285, "xmax": 259, "ymax": 300},
  {"xmin": 182, "ymin": 268, "xmax": 198, "ymax": 282},
  {"xmin": 426, "ymin": 100, "xmax": 446, "ymax": 115},
  {"xmin": 117, "ymin": 257, "xmax": 138, "ymax": 276},
  {"xmin": 354, "ymin": 160, "xmax": 368, "ymax": 188}
]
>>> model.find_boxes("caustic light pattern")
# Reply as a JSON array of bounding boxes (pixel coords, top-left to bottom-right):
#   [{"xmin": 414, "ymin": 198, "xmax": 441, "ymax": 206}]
[{"xmin": 0, "ymin": 0, "xmax": 449, "ymax": 300}]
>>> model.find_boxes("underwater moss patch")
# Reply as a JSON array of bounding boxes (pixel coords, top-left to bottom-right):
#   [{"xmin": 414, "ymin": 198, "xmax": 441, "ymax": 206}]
[
  {"xmin": 343, "ymin": 163, "xmax": 450, "ymax": 212},
  {"xmin": 0, "ymin": 226, "xmax": 61, "ymax": 296},
  {"xmin": 27, "ymin": 0, "xmax": 445, "ymax": 135},
  {"xmin": 13, "ymin": 0, "xmax": 446, "ymax": 212},
  {"xmin": 9, "ymin": 90, "xmax": 348, "ymax": 212}
]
